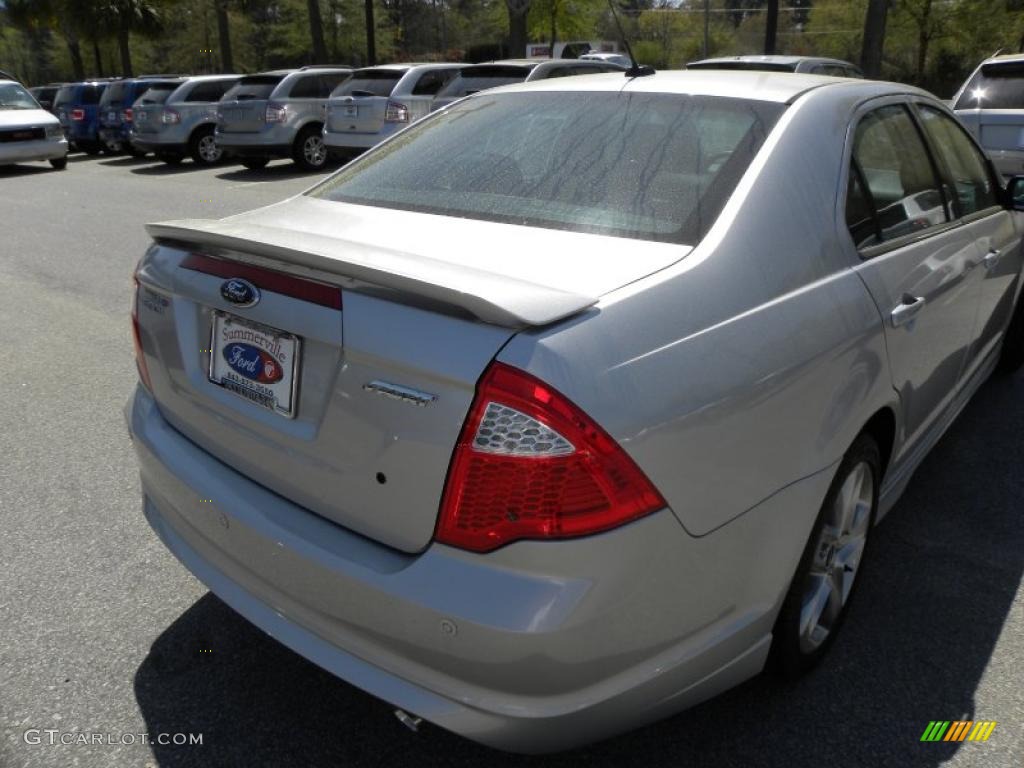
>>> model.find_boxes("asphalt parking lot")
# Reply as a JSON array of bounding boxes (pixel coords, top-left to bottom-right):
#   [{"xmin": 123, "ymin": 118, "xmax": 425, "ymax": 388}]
[{"xmin": 1, "ymin": 151, "xmax": 1022, "ymax": 768}]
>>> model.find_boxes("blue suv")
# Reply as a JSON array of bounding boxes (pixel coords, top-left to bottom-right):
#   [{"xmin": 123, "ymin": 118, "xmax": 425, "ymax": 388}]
[
  {"xmin": 98, "ymin": 76, "xmax": 184, "ymax": 155},
  {"xmin": 54, "ymin": 80, "xmax": 110, "ymax": 154}
]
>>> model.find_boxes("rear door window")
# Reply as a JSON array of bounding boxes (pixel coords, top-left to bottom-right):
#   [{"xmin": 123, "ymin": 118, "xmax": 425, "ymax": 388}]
[
  {"xmin": 917, "ymin": 104, "xmax": 1000, "ymax": 216},
  {"xmin": 955, "ymin": 62, "xmax": 1024, "ymax": 110},
  {"xmin": 319, "ymin": 72, "xmax": 350, "ymax": 95},
  {"xmin": 288, "ymin": 75, "xmax": 321, "ymax": 98},
  {"xmin": 849, "ymin": 104, "xmax": 950, "ymax": 246},
  {"xmin": 222, "ymin": 75, "xmax": 284, "ymax": 101},
  {"xmin": 137, "ymin": 83, "xmax": 178, "ymax": 105}
]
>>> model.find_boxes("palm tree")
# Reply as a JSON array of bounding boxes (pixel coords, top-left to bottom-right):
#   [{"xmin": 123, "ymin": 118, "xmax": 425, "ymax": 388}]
[
  {"xmin": 6, "ymin": 0, "xmax": 87, "ymax": 79},
  {"xmin": 100, "ymin": 0, "xmax": 163, "ymax": 76},
  {"xmin": 307, "ymin": 0, "xmax": 327, "ymax": 62},
  {"xmin": 214, "ymin": 0, "xmax": 233, "ymax": 72}
]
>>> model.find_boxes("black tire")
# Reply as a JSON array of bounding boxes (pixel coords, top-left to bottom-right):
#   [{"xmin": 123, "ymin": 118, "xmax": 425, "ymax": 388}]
[
  {"xmin": 127, "ymin": 146, "xmax": 147, "ymax": 159},
  {"xmin": 292, "ymin": 125, "xmax": 328, "ymax": 171},
  {"xmin": 189, "ymin": 126, "xmax": 222, "ymax": 166},
  {"xmin": 997, "ymin": 296, "xmax": 1024, "ymax": 373},
  {"xmin": 157, "ymin": 153, "xmax": 184, "ymax": 166},
  {"xmin": 770, "ymin": 433, "xmax": 880, "ymax": 676},
  {"xmin": 49, "ymin": 157, "xmax": 67, "ymax": 170},
  {"xmin": 241, "ymin": 158, "xmax": 270, "ymax": 170},
  {"xmin": 81, "ymin": 141, "xmax": 102, "ymax": 156}
]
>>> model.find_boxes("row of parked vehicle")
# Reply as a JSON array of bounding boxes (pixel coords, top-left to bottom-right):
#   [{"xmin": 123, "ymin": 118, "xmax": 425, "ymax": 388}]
[{"xmin": 21, "ymin": 58, "xmax": 626, "ymax": 173}]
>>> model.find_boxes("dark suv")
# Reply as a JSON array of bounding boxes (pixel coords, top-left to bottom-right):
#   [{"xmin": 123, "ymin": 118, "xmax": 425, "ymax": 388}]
[
  {"xmin": 54, "ymin": 80, "xmax": 110, "ymax": 154},
  {"xmin": 29, "ymin": 84, "xmax": 64, "ymax": 113},
  {"xmin": 98, "ymin": 77, "xmax": 184, "ymax": 155}
]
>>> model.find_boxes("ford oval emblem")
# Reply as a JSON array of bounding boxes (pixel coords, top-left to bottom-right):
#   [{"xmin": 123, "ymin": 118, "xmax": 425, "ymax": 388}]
[
  {"xmin": 223, "ymin": 343, "xmax": 284, "ymax": 384},
  {"xmin": 220, "ymin": 278, "xmax": 260, "ymax": 308}
]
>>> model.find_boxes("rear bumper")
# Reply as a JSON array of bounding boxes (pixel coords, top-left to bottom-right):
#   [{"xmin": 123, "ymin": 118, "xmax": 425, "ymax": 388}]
[
  {"xmin": 323, "ymin": 124, "xmax": 400, "ymax": 151},
  {"xmin": 99, "ymin": 126, "xmax": 128, "ymax": 145},
  {"xmin": 0, "ymin": 137, "xmax": 68, "ymax": 164},
  {"xmin": 129, "ymin": 134, "xmax": 186, "ymax": 155},
  {"xmin": 215, "ymin": 134, "xmax": 292, "ymax": 159},
  {"xmin": 125, "ymin": 384, "xmax": 806, "ymax": 753}
]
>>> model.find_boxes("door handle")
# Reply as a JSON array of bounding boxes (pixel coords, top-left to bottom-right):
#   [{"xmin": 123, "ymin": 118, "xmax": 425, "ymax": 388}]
[
  {"xmin": 983, "ymin": 248, "xmax": 1001, "ymax": 269},
  {"xmin": 891, "ymin": 294, "xmax": 926, "ymax": 327}
]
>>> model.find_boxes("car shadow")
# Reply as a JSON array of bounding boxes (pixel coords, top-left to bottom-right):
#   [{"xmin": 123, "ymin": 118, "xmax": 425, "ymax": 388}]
[
  {"xmin": 100, "ymin": 155, "xmax": 159, "ymax": 167},
  {"xmin": 214, "ymin": 163, "xmax": 334, "ymax": 183},
  {"xmin": 134, "ymin": 371, "xmax": 1024, "ymax": 767},
  {"xmin": 130, "ymin": 162, "xmax": 202, "ymax": 176},
  {"xmin": 0, "ymin": 164, "xmax": 56, "ymax": 177}
]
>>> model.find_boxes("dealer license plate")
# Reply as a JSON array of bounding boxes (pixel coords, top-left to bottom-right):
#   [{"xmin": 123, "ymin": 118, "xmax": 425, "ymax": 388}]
[{"xmin": 208, "ymin": 312, "xmax": 300, "ymax": 417}]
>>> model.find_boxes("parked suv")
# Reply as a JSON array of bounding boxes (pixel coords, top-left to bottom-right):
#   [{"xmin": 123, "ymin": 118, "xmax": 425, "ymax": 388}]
[
  {"xmin": 687, "ymin": 55, "xmax": 863, "ymax": 77},
  {"xmin": 322, "ymin": 63, "xmax": 461, "ymax": 156},
  {"xmin": 54, "ymin": 80, "xmax": 110, "ymax": 154},
  {"xmin": 216, "ymin": 66, "xmax": 351, "ymax": 171},
  {"xmin": 129, "ymin": 74, "xmax": 240, "ymax": 166},
  {"xmin": 953, "ymin": 53, "xmax": 1024, "ymax": 178},
  {"xmin": 99, "ymin": 76, "xmax": 184, "ymax": 156},
  {"xmin": 432, "ymin": 59, "xmax": 625, "ymax": 111}
]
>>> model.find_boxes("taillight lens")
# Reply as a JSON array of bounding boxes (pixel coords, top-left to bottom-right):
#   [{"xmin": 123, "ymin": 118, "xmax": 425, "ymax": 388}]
[
  {"xmin": 161, "ymin": 108, "xmax": 180, "ymax": 124},
  {"xmin": 436, "ymin": 363, "xmax": 666, "ymax": 553},
  {"xmin": 384, "ymin": 101, "xmax": 409, "ymax": 123},
  {"xmin": 121, "ymin": 107, "xmax": 133, "ymax": 123},
  {"xmin": 265, "ymin": 102, "xmax": 287, "ymax": 123},
  {"xmin": 71, "ymin": 108, "xmax": 85, "ymax": 121},
  {"xmin": 131, "ymin": 271, "xmax": 154, "ymax": 393}
]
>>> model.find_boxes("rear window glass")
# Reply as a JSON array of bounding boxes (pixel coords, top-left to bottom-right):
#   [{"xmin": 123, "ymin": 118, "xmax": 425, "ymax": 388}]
[
  {"xmin": 222, "ymin": 75, "xmax": 286, "ymax": 101},
  {"xmin": 136, "ymin": 83, "xmax": 178, "ymax": 105},
  {"xmin": 333, "ymin": 70, "xmax": 405, "ymax": 97},
  {"xmin": 80, "ymin": 85, "xmax": 104, "ymax": 104},
  {"xmin": 688, "ymin": 61, "xmax": 794, "ymax": 72},
  {"xmin": 310, "ymin": 92, "xmax": 783, "ymax": 244},
  {"xmin": 955, "ymin": 62, "xmax": 1024, "ymax": 110},
  {"xmin": 438, "ymin": 67, "xmax": 530, "ymax": 98},
  {"xmin": 54, "ymin": 86, "xmax": 74, "ymax": 107}
]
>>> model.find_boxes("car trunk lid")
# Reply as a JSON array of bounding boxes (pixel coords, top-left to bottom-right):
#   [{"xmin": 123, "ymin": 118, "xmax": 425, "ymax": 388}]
[
  {"xmin": 326, "ymin": 69, "xmax": 405, "ymax": 134},
  {"xmin": 218, "ymin": 75, "xmax": 287, "ymax": 133},
  {"xmin": 138, "ymin": 196, "xmax": 689, "ymax": 552}
]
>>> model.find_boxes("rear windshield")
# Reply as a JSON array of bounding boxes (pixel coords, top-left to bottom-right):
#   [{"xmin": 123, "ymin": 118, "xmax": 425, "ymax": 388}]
[
  {"xmin": 222, "ymin": 75, "xmax": 285, "ymax": 101},
  {"xmin": 136, "ymin": 83, "xmax": 178, "ymax": 105},
  {"xmin": 332, "ymin": 70, "xmax": 405, "ymax": 97},
  {"xmin": 310, "ymin": 92, "xmax": 783, "ymax": 244},
  {"xmin": 100, "ymin": 81, "xmax": 129, "ymax": 105},
  {"xmin": 437, "ymin": 67, "xmax": 530, "ymax": 99},
  {"xmin": 54, "ymin": 86, "xmax": 75, "ymax": 107},
  {"xmin": 55, "ymin": 84, "xmax": 104, "ymax": 106},
  {"xmin": 688, "ymin": 61, "xmax": 794, "ymax": 72},
  {"xmin": 0, "ymin": 83, "xmax": 39, "ymax": 110},
  {"xmin": 955, "ymin": 62, "xmax": 1024, "ymax": 110}
]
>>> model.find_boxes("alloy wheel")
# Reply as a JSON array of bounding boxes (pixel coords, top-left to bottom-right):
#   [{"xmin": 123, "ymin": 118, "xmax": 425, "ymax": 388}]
[
  {"xmin": 798, "ymin": 461, "xmax": 873, "ymax": 654},
  {"xmin": 303, "ymin": 134, "xmax": 327, "ymax": 168},
  {"xmin": 198, "ymin": 134, "xmax": 221, "ymax": 164}
]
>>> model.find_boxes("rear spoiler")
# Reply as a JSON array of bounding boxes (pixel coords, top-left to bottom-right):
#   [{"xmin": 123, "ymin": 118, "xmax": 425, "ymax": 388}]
[{"xmin": 145, "ymin": 218, "xmax": 597, "ymax": 328}]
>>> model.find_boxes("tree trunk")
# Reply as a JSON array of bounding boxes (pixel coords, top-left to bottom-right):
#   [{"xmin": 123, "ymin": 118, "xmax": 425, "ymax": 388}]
[
  {"xmin": 860, "ymin": 0, "xmax": 889, "ymax": 79},
  {"xmin": 308, "ymin": 0, "xmax": 328, "ymax": 62},
  {"xmin": 764, "ymin": 0, "xmax": 778, "ymax": 55},
  {"xmin": 916, "ymin": 0, "xmax": 932, "ymax": 84},
  {"xmin": 548, "ymin": 0, "xmax": 556, "ymax": 58},
  {"xmin": 92, "ymin": 40, "xmax": 104, "ymax": 77},
  {"xmin": 118, "ymin": 27, "xmax": 133, "ymax": 76},
  {"xmin": 364, "ymin": 0, "xmax": 376, "ymax": 65},
  {"xmin": 506, "ymin": 1, "xmax": 529, "ymax": 58},
  {"xmin": 65, "ymin": 34, "xmax": 85, "ymax": 80},
  {"xmin": 215, "ymin": 0, "xmax": 234, "ymax": 72}
]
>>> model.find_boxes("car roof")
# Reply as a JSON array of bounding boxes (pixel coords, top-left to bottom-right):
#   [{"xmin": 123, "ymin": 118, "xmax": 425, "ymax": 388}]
[
  {"xmin": 980, "ymin": 53, "xmax": 1024, "ymax": 66},
  {"xmin": 688, "ymin": 55, "xmax": 857, "ymax": 68},
  {"xmin": 184, "ymin": 73, "xmax": 242, "ymax": 81},
  {"xmin": 488, "ymin": 69, "xmax": 873, "ymax": 103}
]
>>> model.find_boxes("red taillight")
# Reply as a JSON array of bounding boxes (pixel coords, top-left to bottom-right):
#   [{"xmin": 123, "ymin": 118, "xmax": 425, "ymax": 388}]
[
  {"xmin": 71, "ymin": 108, "xmax": 85, "ymax": 121},
  {"xmin": 131, "ymin": 272, "xmax": 154, "ymax": 392},
  {"xmin": 436, "ymin": 363, "xmax": 666, "ymax": 553},
  {"xmin": 122, "ymin": 107, "xmax": 133, "ymax": 123},
  {"xmin": 180, "ymin": 253, "xmax": 343, "ymax": 310},
  {"xmin": 265, "ymin": 102, "xmax": 287, "ymax": 123}
]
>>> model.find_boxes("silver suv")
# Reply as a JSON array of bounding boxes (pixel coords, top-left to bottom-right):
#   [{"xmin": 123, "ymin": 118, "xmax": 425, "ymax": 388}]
[
  {"xmin": 322, "ymin": 63, "xmax": 461, "ymax": 157},
  {"xmin": 953, "ymin": 54, "xmax": 1024, "ymax": 178},
  {"xmin": 129, "ymin": 74, "xmax": 240, "ymax": 166},
  {"xmin": 216, "ymin": 66, "xmax": 352, "ymax": 171}
]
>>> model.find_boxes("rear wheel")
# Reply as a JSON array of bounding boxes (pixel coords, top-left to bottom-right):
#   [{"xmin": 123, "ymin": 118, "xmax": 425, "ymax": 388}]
[
  {"xmin": 81, "ymin": 141, "xmax": 102, "ymax": 156},
  {"xmin": 189, "ymin": 126, "xmax": 222, "ymax": 166},
  {"xmin": 292, "ymin": 125, "xmax": 328, "ymax": 171},
  {"xmin": 241, "ymin": 157, "xmax": 270, "ymax": 170},
  {"xmin": 49, "ymin": 157, "xmax": 67, "ymax": 170},
  {"xmin": 157, "ymin": 153, "xmax": 183, "ymax": 166},
  {"xmin": 771, "ymin": 433, "xmax": 880, "ymax": 676}
]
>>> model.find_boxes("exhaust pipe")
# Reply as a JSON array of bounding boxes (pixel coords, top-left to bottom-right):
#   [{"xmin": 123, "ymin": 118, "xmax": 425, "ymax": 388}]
[{"xmin": 394, "ymin": 709, "xmax": 423, "ymax": 732}]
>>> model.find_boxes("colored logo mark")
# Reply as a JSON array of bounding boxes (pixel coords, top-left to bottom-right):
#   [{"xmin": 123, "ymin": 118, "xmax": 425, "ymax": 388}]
[{"xmin": 921, "ymin": 721, "xmax": 997, "ymax": 742}]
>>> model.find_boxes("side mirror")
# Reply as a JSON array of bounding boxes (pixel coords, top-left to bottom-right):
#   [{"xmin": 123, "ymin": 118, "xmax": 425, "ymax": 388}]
[{"xmin": 1006, "ymin": 175, "xmax": 1024, "ymax": 211}]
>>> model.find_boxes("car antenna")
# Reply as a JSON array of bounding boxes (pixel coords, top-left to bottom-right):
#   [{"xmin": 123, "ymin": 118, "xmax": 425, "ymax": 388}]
[{"xmin": 606, "ymin": 0, "xmax": 655, "ymax": 77}]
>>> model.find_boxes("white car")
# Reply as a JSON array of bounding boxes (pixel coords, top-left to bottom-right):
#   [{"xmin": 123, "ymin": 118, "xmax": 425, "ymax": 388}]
[{"xmin": 0, "ymin": 79, "xmax": 68, "ymax": 170}]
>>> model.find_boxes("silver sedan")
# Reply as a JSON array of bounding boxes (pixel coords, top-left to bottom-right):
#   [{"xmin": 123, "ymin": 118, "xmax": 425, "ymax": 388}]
[{"xmin": 126, "ymin": 71, "xmax": 1024, "ymax": 753}]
